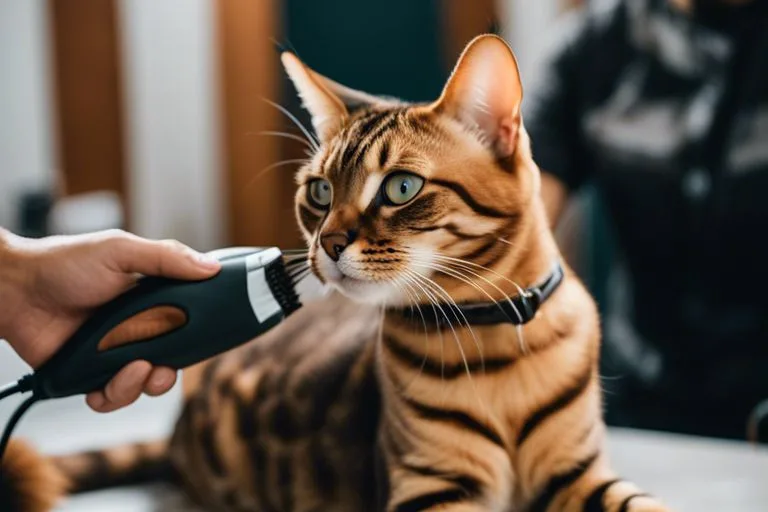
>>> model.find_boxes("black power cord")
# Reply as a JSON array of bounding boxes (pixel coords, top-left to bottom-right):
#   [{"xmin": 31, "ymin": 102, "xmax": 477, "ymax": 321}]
[{"xmin": 0, "ymin": 374, "xmax": 39, "ymax": 462}]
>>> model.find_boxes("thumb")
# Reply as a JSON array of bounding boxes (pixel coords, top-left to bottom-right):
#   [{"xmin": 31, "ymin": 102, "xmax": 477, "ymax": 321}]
[{"xmin": 109, "ymin": 235, "xmax": 221, "ymax": 280}]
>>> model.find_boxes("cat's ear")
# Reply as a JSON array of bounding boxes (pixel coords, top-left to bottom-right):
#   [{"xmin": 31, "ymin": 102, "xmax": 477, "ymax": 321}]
[
  {"xmin": 318, "ymin": 77, "xmax": 399, "ymax": 111},
  {"xmin": 282, "ymin": 52, "xmax": 401, "ymax": 142},
  {"xmin": 432, "ymin": 35, "xmax": 523, "ymax": 158},
  {"xmin": 281, "ymin": 52, "xmax": 349, "ymax": 142}
]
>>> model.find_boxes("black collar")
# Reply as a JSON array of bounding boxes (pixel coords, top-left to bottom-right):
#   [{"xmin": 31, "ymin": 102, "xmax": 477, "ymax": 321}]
[{"xmin": 397, "ymin": 261, "xmax": 565, "ymax": 327}]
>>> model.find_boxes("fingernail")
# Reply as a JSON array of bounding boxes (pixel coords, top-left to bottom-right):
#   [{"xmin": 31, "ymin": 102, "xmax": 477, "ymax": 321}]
[{"xmin": 195, "ymin": 252, "xmax": 220, "ymax": 269}]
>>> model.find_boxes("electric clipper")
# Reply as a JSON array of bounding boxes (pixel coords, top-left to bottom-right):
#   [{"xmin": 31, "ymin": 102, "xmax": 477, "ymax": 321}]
[{"xmin": 0, "ymin": 246, "xmax": 322, "ymax": 459}]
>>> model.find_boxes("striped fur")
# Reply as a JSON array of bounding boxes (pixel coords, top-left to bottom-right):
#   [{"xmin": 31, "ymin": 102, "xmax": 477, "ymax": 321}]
[{"xmin": 0, "ymin": 35, "xmax": 671, "ymax": 512}]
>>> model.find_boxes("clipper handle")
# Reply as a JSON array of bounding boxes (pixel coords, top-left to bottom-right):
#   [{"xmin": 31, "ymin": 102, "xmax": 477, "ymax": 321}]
[{"xmin": 34, "ymin": 250, "xmax": 283, "ymax": 399}]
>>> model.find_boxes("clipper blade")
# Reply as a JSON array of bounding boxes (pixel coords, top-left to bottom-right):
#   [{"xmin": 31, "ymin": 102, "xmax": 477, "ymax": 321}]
[{"xmin": 265, "ymin": 255, "xmax": 327, "ymax": 316}]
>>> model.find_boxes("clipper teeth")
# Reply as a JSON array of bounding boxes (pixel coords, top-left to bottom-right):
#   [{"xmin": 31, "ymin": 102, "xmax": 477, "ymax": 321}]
[{"xmin": 265, "ymin": 259, "xmax": 301, "ymax": 316}]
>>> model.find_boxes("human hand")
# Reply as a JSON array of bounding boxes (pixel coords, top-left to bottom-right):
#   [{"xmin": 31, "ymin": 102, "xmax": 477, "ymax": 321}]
[{"xmin": 0, "ymin": 228, "xmax": 221, "ymax": 412}]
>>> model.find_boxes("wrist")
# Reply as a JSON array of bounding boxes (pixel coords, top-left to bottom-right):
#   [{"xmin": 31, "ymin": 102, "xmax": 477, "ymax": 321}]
[{"xmin": 0, "ymin": 229, "xmax": 32, "ymax": 339}]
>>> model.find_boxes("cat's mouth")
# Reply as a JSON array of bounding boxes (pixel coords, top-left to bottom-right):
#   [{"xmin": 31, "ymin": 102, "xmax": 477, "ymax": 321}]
[{"xmin": 314, "ymin": 250, "xmax": 409, "ymax": 306}]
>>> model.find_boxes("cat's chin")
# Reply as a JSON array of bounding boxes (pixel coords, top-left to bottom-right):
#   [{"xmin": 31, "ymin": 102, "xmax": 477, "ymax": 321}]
[
  {"xmin": 314, "ymin": 251, "xmax": 408, "ymax": 306},
  {"xmin": 331, "ymin": 276, "xmax": 406, "ymax": 307}
]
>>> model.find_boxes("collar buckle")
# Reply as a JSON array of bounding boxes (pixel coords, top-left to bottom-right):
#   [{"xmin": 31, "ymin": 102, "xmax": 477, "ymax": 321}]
[{"xmin": 518, "ymin": 288, "xmax": 542, "ymax": 323}]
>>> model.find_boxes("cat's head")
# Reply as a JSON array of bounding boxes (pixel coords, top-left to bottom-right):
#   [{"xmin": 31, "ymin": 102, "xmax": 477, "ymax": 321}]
[{"xmin": 284, "ymin": 35, "xmax": 541, "ymax": 306}]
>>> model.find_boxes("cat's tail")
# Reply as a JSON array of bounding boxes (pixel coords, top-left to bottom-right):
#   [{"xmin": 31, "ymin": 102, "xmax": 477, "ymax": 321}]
[
  {"xmin": 0, "ymin": 438, "xmax": 173, "ymax": 512},
  {"xmin": 0, "ymin": 439, "xmax": 68, "ymax": 512},
  {"xmin": 52, "ymin": 438, "xmax": 173, "ymax": 493}
]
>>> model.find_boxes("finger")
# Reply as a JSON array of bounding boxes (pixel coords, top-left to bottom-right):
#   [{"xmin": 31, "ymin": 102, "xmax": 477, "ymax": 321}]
[
  {"xmin": 144, "ymin": 367, "xmax": 177, "ymax": 397},
  {"xmin": 107, "ymin": 233, "xmax": 220, "ymax": 280},
  {"xmin": 86, "ymin": 390, "xmax": 112, "ymax": 412},
  {"xmin": 86, "ymin": 361, "xmax": 152, "ymax": 413}
]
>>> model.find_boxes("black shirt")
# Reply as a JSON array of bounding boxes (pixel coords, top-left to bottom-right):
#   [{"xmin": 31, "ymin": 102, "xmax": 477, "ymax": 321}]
[{"xmin": 524, "ymin": 0, "xmax": 768, "ymax": 426}]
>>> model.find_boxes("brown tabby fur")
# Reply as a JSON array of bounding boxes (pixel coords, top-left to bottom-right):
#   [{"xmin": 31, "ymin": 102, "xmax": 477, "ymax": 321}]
[
  {"xmin": 0, "ymin": 440, "xmax": 68, "ymax": 512},
  {"xmin": 0, "ymin": 35, "xmax": 671, "ymax": 511}
]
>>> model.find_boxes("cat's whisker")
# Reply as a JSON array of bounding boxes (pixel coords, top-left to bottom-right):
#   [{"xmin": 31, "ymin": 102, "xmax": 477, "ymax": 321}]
[
  {"xmin": 283, "ymin": 256, "xmax": 309, "ymax": 264},
  {"xmin": 290, "ymin": 270, "xmax": 312, "ymax": 284},
  {"xmin": 405, "ymin": 270, "xmax": 491, "ymax": 413},
  {"xmin": 516, "ymin": 325, "xmax": 526, "ymax": 355},
  {"xmin": 399, "ymin": 271, "xmax": 447, "ymax": 393},
  {"xmin": 409, "ymin": 255, "xmax": 516, "ymax": 312},
  {"xmin": 433, "ymin": 256, "xmax": 529, "ymax": 354},
  {"xmin": 403, "ymin": 270, "xmax": 479, "ymax": 385},
  {"xmin": 414, "ymin": 272, "xmax": 502, "ymax": 421},
  {"xmin": 408, "ymin": 276, "xmax": 450, "ymax": 399},
  {"xmin": 288, "ymin": 268, "xmax": 311, "ymax": 281},
  {"xmin": 433, "ymin": 298, "xmax": 446, "ymax": 397},
  {"xmin": 286, "ymin": 263, "xmax": 309, "ymax": 273},
  {"xmin": 390, "ymin": 276, "xmax": 431, "ymax": 394},
  {"xmin": 496, "ymin": 237, "xmax": 516, "ymax": 248},
  {"xmin": 288, "ymin": 262, "xmax": 309, "ymax": 274},
  {"xmin": 257, "ymin": 130, "xmax": 316, "ymax": 150},
  {"xmin": 287, "ymin": 264, "xmax": 309, "ymax": 276},
  {"xmin": 410, "ymin": 259, "xmax": 501, "ymax": 311},
  {"xmin": 284, "ymin": 254, "xmax": 309, "ymax": 264},
  {"xmin": 247, "ymin": 158, "xmax": 310, "ymax": 189},
  {"xmin": 400, "ymin": 270, "xmax": 457, "ymax": 393},
  {"xmin": 430, "ymin": 253, "xmax": 525, "ymax": 296},
  {"xmin": 409, "ymin": 248, "xmax": 510, "ymax": 280},
  {"xmin": 408, "ymin": 258, "xmax": 495, "ymax": 300},
  {"xmin": 435, "ymin": 260, "xmax": 528, "ymax": 355},
  {"xmin": 409, "ymin": 253, "xmax": 528, "ymax": 354},
  {"xmin": 412, "ymin": 260, "xmax": 518, "ymax": 374},
  {"xmin": 284, "ymin": 253, "xmax": 309, "ymax": 262},
  {"xmin": 429, "ymin": 253, "xmax": 527, "ymax": 310},
  {"xmin": 409, "ymin": 271, "xmax": 485, "ymax": 374},
  {"xmin": 261, "ymin": 98, "xmax": 320, "ymax": 151}
]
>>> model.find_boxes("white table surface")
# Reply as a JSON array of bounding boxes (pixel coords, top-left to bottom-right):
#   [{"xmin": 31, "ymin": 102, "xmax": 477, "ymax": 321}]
[{"xmin": 1, "ymin": 342, "xmax": 766, "ymax": 511}]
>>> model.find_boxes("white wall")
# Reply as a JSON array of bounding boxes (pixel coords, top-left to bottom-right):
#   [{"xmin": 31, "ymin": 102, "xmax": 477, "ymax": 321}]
[
  {"xmin": 118, "ymin": 0, "xmax": 224, "ymax": 251},
  {"xmin": 0, "ymin": 0, "xmax": 54, "ymax": 230}
]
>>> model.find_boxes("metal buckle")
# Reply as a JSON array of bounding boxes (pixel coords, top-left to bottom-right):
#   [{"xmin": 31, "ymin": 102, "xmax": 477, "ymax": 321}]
[{"xmin": 519, "ymin": 289, "xmax": 542, "ymax": 323}]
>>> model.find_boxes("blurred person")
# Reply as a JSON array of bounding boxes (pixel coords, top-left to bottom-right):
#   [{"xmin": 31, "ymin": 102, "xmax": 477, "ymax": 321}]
[
  {"xmin": 527, "ymin": 0, "xmax": 768, "ymax": 439},
  {"xmin": 0, "ymin": 228, "xmax": 221, "ymax": 412}
]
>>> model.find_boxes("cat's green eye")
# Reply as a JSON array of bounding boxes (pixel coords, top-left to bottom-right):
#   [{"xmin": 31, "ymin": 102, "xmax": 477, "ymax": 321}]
[
  {"xmin": 383, "ymin": 173, "xmax": 424, "ymax": 206},
  {"xmin": 307, "ymin": 179, "xmax": 332, "ymax": 209}
]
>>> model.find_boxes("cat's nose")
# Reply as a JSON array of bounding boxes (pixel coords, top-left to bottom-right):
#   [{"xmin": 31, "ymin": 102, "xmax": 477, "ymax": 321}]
[{"xmin": 321, "ymin": 232, "xmax": 351, "ymax": 261}]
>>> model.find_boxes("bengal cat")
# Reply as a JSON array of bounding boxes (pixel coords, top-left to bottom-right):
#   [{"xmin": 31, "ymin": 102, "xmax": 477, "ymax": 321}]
[{"xmin": 2, "ymin": 35, "xmax": 671, "ymax": 512}]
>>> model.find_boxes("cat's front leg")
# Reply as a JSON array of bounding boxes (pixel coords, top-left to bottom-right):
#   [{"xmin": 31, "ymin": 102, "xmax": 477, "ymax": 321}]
[{"xmin": 382, "ymin": 437, "xmax": 512, "ymax": 512}]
